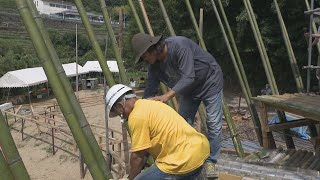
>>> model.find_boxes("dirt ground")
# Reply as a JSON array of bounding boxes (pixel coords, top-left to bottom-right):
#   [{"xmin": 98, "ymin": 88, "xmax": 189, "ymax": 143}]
[{"xmin": 7, "ymin": 88, "xmax": 255, "ymax": 180}]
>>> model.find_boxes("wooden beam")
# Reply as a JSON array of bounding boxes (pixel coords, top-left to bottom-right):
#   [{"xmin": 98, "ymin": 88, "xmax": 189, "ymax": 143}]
[{"xmin": 267, "ymin": 119, "xmax": 317, "ymax": 132}]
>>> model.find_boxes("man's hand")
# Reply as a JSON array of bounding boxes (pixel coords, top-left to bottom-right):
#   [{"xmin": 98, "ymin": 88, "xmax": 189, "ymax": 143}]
[
  {"xmin": 148, "ymin": 95, "xmax": 170, "ymax": 103},
  {"xmin": 147, "ymin": 90, "xmax": 176, "ymax": 103}
]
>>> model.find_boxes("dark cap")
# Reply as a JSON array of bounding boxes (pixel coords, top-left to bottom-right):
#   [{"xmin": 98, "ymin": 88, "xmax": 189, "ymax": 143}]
[{"xmin": 131, "ymin": 33, "xmax": 162, "ymax": 64}]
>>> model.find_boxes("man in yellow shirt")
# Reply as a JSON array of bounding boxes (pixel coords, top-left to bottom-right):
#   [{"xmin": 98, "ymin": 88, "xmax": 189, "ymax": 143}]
[{"xmin": 106, "ymin": 84, "xmax": 209, "ymax": 180}]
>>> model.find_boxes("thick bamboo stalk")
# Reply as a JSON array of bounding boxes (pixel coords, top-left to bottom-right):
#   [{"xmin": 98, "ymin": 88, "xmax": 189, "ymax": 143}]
[
  {"xmin": 212, "ymin": 0, "xmax": 262, "ymax": 146},
  {"xmin": 15, "ymin": 1, "xmax": 108, "ymax": 178},
  {"xmin": 73, "ymin": 0, "xmax": 115, "ymax": 86},
  {"xmin": 185, "ymin": 0, "xmax": 244, "ymax": 157},
  {"xmin": 0, "ymin": 111, "xmax": 30, "ymax": 180},
  {"xmin": 99, "ymin": 0, "xmax": 128, "ymax": 84},
  {"xmin": 243, "ymin": 0, "xmax": 279, "ymax": 94},
  {"xmin": 273, "ymin": 0, "xmax": 304, "ymax": 92},
  {"xmin": 242, "ymin": 0, "xmax": 294, "ymax": 148},
  {"xmin": 136, "ymin": 0, "xmax": 177, "ymax": 110},
  {"xmin": 26, "ymin": 1, "xmax": 112, "ymax": 177},
  {"xmin": 128, "ymin": 0, "xmax": 145, "ymax": 33},
  {"xmin": 158, "ymin": 0, "xmax": 176, "ymax": 36},
  {"xmin": 0, "ymin": 150, "xmax": 14, "ymax": 180},
  {"xmin": 184, "ymin": 0, "xmax": 206, "ymax": 50}
]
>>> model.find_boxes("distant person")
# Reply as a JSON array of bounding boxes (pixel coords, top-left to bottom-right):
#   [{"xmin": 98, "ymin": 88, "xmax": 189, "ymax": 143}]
[
  {"xmin": 106, "ymin": 84, "xmax": 209, "ymax": 180},
  {"xmin": 131, "ymin": 33, "xmax": 223, "ymax": 177},
  {"xmin": 261, "ymin": 84, "xmax": 272, "ymax": 95},
  {"xmin": 129, "ymin": 78, "xmax": 136, "ymax": 88},
  {"xmin": 304, "ymin": 32, "xmax": 320, "ymax": 80},
  {"xmin": 138, "ymin": 76, "xmax": 145, "ymax": 88}
]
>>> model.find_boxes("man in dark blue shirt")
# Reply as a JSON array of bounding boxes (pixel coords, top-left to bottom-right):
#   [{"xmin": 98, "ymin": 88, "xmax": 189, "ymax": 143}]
[{"xmin": 131, "ymin": 33, "xmax": 223, "ymax": 177}]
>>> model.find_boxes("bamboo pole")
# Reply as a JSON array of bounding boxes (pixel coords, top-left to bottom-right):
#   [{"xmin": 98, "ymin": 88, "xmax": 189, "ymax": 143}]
[
  {"xmin": 242, "ymin": 0, "xmax": 295, "ymax": 148},
  {"xmin": 26, "ymin": 1, "xmax": 112, "ymax": 177},
  {"xmin": 15, "ymin": 1, "xmax": 109, "ymax": 178},
  {"xmin": 73, "ymin": 0, "xmax": 115, "ymax": 86},
  {"xmin": 0, "ymin": 150, "xmax": 14, "ymax": 180},
  {"xmin": 185, "ymin": 0, "xmax": 244, "ymax": 157},
  {"xmin": 99, "ymin": 0, "xmax": 128, "ymax": 84},
  {"xmin": 158, "ymin": 0, "xmax": 176, "ymax": 36},
  {"xmin": 136, "ymin": 0, "xmax": 177, "ymax": 110},
  {"xmin": 0, "ymin": 111, "xmax": 30, "ymax": 180},
  {"xmin": 212, "ymin": 0, "xmax": 262, "ymax": 146},
  {"xmin": 273, "ymin": 0, "xmax": 304, "ymax": 92},
  {"xmin": 242, "ymin": 0, "xmax": 278, "ymax": 94},
  {"xmin": 128, "ymin": 0, "xmax": 145, "ymax": 33},
  {"xmin": 118, "ymin": 8, "xmax": 124, "ymax": 57}
]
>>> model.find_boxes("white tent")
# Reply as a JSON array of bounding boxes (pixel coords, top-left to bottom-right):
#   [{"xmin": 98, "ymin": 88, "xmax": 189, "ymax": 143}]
[
  {"xmin": 83, "ymin": 61, "xmax": 119, "ymax": 73},
  {"xmin": 0, "ymin": 67, "xmax": 47, "ymax": 88},
  {"xmin": 0, "ymin": 63, "xmax": 88, "ymax": 88},
  {"xmin": 62, "ymin": 62, "xmax": 89, "ymax": 77}
]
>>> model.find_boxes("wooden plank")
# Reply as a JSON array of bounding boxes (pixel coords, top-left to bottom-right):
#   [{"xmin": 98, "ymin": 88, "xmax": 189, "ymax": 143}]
[
  {"xmin": 259, "ymin": 103, "xmax": 276, "ymax": 149},
  {"xmin": 218, "ymin": 172, "xmax": 242, "ymax": 180},
  {"xmin": 252, "ymin": 96, "xmax": 320, "ymax": 122},
  {"xmin": 267, "ymin": 119, "xmax": 316, "ymax": 132}
]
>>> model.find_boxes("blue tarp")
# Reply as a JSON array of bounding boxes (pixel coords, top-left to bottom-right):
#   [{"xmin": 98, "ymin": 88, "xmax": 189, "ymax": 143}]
[{"xmin": 269, "ymin": 114, "xmax": 310, "ymax": 140}]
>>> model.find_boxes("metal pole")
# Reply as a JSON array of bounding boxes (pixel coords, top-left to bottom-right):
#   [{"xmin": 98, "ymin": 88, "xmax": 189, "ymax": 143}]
[
  {"xmin": 118, "ymin": 8, "xmax": 124, "ymax": 57},
  {"xmin": 215, "ymin": 0, "xmax": 262, "ymax": 145},
  {"xmin": 307, "ymin": 0, "xmax": 315, "ymax": 94},
  {"xmin": 76, "ymin": 24, "xmax": 79, "ymax": 98}
]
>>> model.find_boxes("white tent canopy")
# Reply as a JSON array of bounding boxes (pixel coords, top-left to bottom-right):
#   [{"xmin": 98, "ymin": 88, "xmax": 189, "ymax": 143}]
[
  {"xmin": 0, "ymin": 67, "xmax": 47, "ymax": 88},
  {"xmin": 0, "ymin": 63, "xmax": 88, "ymax": 88},
  {"xmin": 83, "ymin": 61, "xmax": 119, "ymax": 73},
  {"xmin": 62, "ymin": 62, "xmax": 89, "ymax": 77}
]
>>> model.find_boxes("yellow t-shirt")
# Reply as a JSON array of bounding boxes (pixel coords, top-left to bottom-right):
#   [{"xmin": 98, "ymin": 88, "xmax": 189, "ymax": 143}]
[{"xmin": 128, "ymin": 99, "xmax": 209, "ymax": 174}]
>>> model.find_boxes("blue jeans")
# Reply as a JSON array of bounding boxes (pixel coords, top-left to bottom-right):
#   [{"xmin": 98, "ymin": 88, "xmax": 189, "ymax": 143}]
[
  {"xmin": 178, "ymin": 90, "xmax": 223, "ymax": 163},
  {"xmin": 134, "ymin": 164, "xmax": 204, "ymax": 180}
]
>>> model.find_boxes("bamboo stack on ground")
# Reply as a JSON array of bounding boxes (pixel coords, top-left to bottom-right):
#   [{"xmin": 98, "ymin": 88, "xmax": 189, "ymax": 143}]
[
  {"xmin": 15, "ymin": 0, "xmax": 112, "ymax": 178},
  {"xmin": 0, "ymin": 111, "xmax": 30, "ymax": 180},
  {"xmin": 184, "ymin": 0, "xmax": 244, "ymax": 158}
]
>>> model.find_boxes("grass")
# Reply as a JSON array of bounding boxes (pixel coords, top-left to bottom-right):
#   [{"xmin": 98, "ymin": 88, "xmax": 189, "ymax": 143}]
[{"xmin": 0, "ymin": 0, "xmax": 16, "ymax": 10}]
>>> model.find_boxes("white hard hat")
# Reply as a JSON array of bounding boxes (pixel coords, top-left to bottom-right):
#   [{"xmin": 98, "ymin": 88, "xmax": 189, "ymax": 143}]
[{"xmin": 106, "ymin": 84, "xmax": 133, "ymax": 114}]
